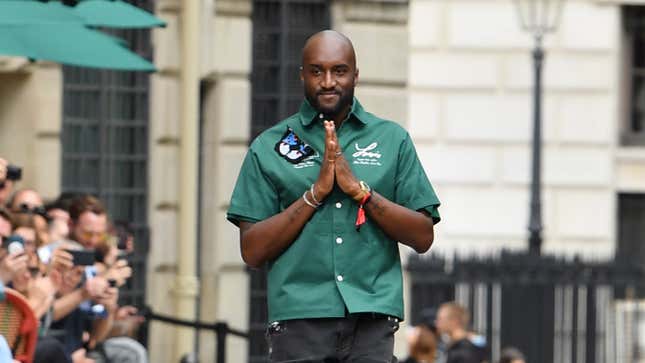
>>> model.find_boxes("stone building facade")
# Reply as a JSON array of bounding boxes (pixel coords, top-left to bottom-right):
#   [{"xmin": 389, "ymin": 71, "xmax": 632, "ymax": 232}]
[{"xmin": 1, "ymin": 0, "xmax": 644, "ymax": 362}]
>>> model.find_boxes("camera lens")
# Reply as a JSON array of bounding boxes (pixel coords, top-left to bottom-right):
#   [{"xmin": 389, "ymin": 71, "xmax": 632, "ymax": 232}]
[{"xmin": 6, "ymin": 165, "xmax": 21, "ymax": 181}]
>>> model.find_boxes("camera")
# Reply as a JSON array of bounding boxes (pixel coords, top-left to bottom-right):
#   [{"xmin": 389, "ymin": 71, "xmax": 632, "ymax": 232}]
[
  {"xmin": 6, "ymin": 164, "xmax": 22, "ymax": 181},
  {"xmin": 2, "ymin": 235, "xmax": 25, "ymax": 255}
]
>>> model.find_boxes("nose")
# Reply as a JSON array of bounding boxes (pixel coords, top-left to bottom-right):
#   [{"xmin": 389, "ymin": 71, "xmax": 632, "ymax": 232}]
[{"xmin": 321, "ymin": 70, "xmax": 335, "ymax": 89}]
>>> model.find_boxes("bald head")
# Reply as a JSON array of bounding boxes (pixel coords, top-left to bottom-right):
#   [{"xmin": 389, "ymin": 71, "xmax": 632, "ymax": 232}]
[
  {"xmin": 300, "ymin": 30, "xmax": 359, "ymax": 122},
  {"xmin": 302, "ymin": 30, "xmax": 356, "ymax": 69}
]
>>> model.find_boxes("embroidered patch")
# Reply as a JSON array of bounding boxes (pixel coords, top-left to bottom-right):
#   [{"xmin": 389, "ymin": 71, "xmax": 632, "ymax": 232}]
[{"xmin": 274, "ymin": 127, "xmax": 314, "ymax": 164}]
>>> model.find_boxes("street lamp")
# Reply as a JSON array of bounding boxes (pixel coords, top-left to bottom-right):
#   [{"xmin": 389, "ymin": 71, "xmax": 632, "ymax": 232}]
[{"xmin": 513, "ymin": 0, "xmax": 566, "ymax": 255}]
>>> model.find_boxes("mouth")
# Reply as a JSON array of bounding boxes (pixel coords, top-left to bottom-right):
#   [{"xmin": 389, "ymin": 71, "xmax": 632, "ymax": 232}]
[{"xmin": 317, "ymin": 92, "xmax": 340, "ymax": 100}]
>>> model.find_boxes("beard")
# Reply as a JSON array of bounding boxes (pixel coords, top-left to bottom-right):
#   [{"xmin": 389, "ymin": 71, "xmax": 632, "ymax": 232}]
[{"xmin": 305, "ymin": 87, "xmax": 354, "ymax": 119}]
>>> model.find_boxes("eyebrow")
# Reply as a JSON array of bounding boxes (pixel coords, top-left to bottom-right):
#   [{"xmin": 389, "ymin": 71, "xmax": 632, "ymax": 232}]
[{"xmin": 306, "ymin": 63, "xmax": 350, "ymax": 69}]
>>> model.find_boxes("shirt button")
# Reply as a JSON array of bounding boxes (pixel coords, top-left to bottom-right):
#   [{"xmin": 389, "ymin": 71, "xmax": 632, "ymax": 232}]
[
  {"xmin": 335, "ymin": 202, "xmax": 342, "ymax": 209},
  {"xmin": 337, "ymin": 275, "xmax": 344, "ymax": 282},
  {"xmin": 336, "ymin": 237, "xmax": 343, "ymax": 244}
]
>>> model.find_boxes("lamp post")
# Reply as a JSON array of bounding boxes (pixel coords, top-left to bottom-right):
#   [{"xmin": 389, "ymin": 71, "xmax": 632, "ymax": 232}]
[{"xmin": 514, "ymin": 0, "xmax": 565, "ymax": 255}]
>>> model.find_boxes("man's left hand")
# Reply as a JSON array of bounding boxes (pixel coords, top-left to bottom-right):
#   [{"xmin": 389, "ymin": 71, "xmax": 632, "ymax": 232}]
[{"xmin": 330, "ymin": 128, "xmax": 363, "ymax": 201}]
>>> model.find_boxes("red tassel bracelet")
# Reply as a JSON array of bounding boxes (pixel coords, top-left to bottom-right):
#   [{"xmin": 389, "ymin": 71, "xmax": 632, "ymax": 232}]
[{"xmin": 355, "ymin": 192, "xmax": 372, "ymax": 231}]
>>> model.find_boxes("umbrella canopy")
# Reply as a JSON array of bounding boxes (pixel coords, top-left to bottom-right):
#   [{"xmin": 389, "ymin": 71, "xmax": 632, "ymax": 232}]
[
  {"xmin": 0, "ymin": 24, "xmax": 155, "ymax": 70},
  {"xmin": 0, "ymin": 0, "xmax": 159, "ymax": 71},
  {"xmin": 74, "ymin": 0, "xmax": 166, "ymax": 28},
  {"xmin": 0, "ymin": 1, "xmax": 84, "ymax": 25}
]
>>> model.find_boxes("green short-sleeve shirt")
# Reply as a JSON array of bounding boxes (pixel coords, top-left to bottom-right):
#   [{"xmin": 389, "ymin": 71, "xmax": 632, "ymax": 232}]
[{"xmin": 227, "ymin": 98, "xmax": 440, "ymax": 322}]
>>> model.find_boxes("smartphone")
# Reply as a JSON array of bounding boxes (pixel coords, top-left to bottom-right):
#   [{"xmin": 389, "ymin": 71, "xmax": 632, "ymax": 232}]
[
  {"xmin": 2, "ymin": 235, "xmax": 25, "ymax": 255},
  {"xmin": 65, "ymin": 249, "xmax": 97, "ymax": 266}
]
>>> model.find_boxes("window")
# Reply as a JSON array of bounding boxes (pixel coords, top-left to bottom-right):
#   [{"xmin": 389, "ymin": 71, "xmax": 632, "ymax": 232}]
[
  {"xmin": 622, "ymin": 6, "xmax": 645, "ymax": 145},
  {"xmin": 61, "ymin": 0, "xmax": 153, "ymax": 309},
  {"xmin": 617, "ymin": 193, "xmax": 645, "ymax": 264},
  {"xmin": 248, "ymin": 1, "xmax": 330, "ymax": 361}
]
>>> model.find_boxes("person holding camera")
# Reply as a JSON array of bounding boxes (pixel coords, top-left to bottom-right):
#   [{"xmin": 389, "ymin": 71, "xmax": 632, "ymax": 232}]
[
  {"xmin": 228, "ymin": 30, "xmax": 441, "ymax": 362},
  {"xmin": 51, "ymin": 195, "xmax": 146, "ymax": 363},
  {"xmin": 0, "ymin": 157, "xmax": 22, "ymax": 206}
]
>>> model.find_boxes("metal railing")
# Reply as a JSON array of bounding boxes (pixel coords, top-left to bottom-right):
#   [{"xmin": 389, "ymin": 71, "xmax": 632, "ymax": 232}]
[
  {"xmin": 407, "ymin": 252, "xmax": 645, "ymax": 363},
  {"xmin": 142, "ymin": 307, "xmax": 248, "ymax": 363}
]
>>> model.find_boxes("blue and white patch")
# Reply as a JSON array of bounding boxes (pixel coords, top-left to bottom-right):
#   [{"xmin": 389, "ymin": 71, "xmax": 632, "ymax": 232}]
[{"xmin": 274, "ymin": 127, "xmax": 314, "ymax": 164}]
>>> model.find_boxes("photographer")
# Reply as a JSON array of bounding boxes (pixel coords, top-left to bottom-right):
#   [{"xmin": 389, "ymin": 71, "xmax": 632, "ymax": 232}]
[
  {"xmin": 0, "ymin": 238, "xmax": 28, "ymax": 297},
  {"xmin": 56, "ymin": 195, "xmax": 146, "ymax": 363}
]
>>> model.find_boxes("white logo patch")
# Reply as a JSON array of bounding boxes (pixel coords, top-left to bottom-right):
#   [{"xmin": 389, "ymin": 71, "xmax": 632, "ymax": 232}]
[
  {"xmin": 352, "ymin": 142, "xmax": 382, "ymax": 166},
  {"xmin": 293, "ymin": 151, "xmax": 320, "ymax": 169}
]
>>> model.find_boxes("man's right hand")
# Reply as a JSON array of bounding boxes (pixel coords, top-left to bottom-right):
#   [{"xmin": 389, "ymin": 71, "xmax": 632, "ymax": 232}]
[
  {"xmin": 0, "ymin": 252, "xmax": 28, "ymax": 284},
  {"xmin": 84, "ymin": 276, "xmax": 109, "ymax": 300},
  {"xmin": 50, "ymin": 247, "xmax": 74, "ymax": 272},
  {"xmin": 313, "ymin": 120, "xmax": 339, "ymax": 201}
]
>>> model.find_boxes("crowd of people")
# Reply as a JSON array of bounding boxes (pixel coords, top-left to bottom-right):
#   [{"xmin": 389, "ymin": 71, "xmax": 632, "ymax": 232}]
[
  {"xmin": 0, "ymin": 157, "xmax": 147, "ymax": 363},
  {"xmin": 403, "ymin": 302, "xmax": 526, "ymax": 363}
]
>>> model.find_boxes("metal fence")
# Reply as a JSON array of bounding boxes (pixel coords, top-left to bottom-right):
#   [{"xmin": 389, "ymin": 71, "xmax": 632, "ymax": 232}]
[{"xmin": 407, "ymin": 252, "xmax": 645, "ymax": 363}]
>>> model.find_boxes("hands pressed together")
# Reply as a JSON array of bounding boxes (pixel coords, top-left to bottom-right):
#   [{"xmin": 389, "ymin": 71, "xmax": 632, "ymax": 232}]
[{"xmin": 311, "ymin": 120, "xmax": 365, "ymax": 205}]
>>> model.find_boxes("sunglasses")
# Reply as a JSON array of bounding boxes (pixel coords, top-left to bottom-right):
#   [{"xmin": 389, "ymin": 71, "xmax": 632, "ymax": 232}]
[
  {"xmin": 15, "ymin": 203, "xmax": 48, "ymax": 218},
  {"xmin": 78, "ymin": 230, "xmax": 108, "ymax": 242}
]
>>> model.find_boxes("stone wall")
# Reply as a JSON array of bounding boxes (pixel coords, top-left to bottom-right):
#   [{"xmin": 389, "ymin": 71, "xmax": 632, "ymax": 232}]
[
  {"xmin": 0, "ymin": 62, "xmax": 62, "ymax": 200},
  {"xmin": 409, "ymin": 0, "xmax": 620, "ymax": 259},
  {"xmin": 147, "ymin": 0, "xmax": 252, "ymax": 361}
]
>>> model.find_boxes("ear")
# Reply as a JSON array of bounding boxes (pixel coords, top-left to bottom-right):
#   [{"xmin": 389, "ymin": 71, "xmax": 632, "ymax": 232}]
[
  {"xmin": 353, "ymin": 68, "xmax": 359, "ymax": 87},
  {"xmin": 299, "ymin": 66, "xmax": 304, "ymax": 82}
]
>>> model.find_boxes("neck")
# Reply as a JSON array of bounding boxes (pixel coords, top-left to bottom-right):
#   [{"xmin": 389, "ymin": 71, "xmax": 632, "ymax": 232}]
[
  {"xmin": 328, "ymin": 103, "xmax": 352, "ymax": 128},
  {"xmin": 450, "ymin": 328, "xmax": 468, "ymax": 342}
]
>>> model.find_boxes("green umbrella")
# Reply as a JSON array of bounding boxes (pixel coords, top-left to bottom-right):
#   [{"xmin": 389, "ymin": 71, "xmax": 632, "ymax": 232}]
[
  {"xmin": 0, "ymin": 1, "xmax": 156, "ymax": 71},
  {"xmin": 0, "ymin": 24, "xmax": 155, "ymax": 70},
  {"xmin": 0, "ymin": 1, "xmax": 84, "ymax": 24},
  {"xmin": 73, "ymin": 0, "xmax": 166, "ymax": 28}
]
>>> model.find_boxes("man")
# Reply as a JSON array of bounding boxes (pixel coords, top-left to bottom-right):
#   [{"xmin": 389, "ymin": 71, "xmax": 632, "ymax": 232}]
[
  {"xmin": 68, "ymin": 195, "xmax": 109, "ymax": 250},
  {"xmin": 54, "ymin": 195, "xmax": 146, "ymax": 363},
  {"xmin": 9, "ymin": 188, "xmax": 51, "ymax": 246},
  {"xmin": 228, "ymin": 30, "xmax": 441, "ymax": 362},
  {"xmin": 435, "ymin": 303, "xmax": 488, "ymax": 363}
]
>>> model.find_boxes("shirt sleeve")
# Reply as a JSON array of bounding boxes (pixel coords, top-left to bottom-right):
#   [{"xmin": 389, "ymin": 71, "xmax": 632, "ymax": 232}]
[
  {"xmin": 227, "ymin": 145, "xmax": 281, "ymax": 226},
  {"xmin": 394, "ymin": 132, "xmax": 441, "ymax": 224}
]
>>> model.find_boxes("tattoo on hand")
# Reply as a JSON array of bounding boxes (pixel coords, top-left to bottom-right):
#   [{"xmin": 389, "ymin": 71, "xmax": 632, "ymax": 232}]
[
  {"xmin": 289, "ymin": 203, "xmax": 306, "ymax": 222},
  {"xmin": 369, "ymin": 194, "xmax": 387, "ymax": 216}
]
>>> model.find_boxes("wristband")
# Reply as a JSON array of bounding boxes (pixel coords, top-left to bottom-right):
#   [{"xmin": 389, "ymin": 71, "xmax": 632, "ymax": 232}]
[{"xmin": 355, "ymin": 191, "xmax": 372, "ymax": 231}]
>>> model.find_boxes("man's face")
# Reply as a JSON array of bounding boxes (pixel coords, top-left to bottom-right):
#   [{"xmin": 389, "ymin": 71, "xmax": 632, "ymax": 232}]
[
  {"xmin": 300, "ymin": 37, "xmax": 358, "ymax": 119},
  {"xmin": 72, "ymin": 211, "xmax": 108, "ymax": 249},
  {"xmin": 11, "ymin": 190, "xmax": 43, "ymax": 212},
  {"xmin": 435, "ymin": 307, "xmax": 453, "ymax": 335}
]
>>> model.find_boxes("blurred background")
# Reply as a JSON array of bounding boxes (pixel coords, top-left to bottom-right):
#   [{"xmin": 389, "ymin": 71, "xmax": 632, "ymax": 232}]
[{"xmin": 0, "ymin": 0, "xmax": 643, "ymax": 362}]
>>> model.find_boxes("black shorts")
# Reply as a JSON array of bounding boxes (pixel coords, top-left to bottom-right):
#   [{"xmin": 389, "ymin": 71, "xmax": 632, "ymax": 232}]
[{"xmin": 266, "ymin": 313, "xmax": 400, "ymax": 363}]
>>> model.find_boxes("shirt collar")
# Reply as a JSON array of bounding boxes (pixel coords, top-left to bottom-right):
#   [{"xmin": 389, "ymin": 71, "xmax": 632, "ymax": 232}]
[{"xmin": 298, "ymin": 97, "xmax": 368, "ymax": 126}]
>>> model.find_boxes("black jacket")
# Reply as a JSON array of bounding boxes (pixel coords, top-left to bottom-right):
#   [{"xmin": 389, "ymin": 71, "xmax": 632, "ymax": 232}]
[{"xmin": 445, "ymin": 338, "xmax": 488, "ymax": 363}]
